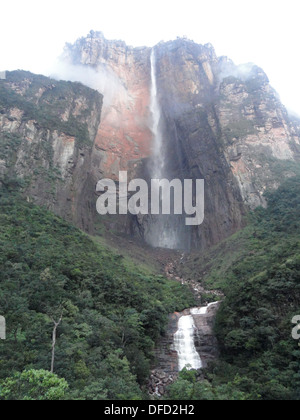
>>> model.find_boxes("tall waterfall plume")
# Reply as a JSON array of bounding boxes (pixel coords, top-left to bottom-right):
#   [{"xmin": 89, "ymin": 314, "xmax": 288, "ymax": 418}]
[
  {"xmin": 144, "ymin": 48, "xmax": 191, "ymax": 251},
  {"xmin": 150, "ymin": 48, "xmax": 164, "ymax": 179}
]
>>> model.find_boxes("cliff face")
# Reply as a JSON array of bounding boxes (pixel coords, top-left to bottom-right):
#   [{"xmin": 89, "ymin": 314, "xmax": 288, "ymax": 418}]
[
  {"xmin": 62, "ymin": 33, "xmax": 300, "ymax": 250},
  {"xmin": 63, "ymin": 31, "xmax": 152, "ymax": 181},
  {"xmin": 217, "ymin": 59, "xmax": 300, "ymax": 208},
  {"xmin": 153, "ymin": 41, "xmax": 245, "ymax": 248},
  {"xmin": 153, "ymin": 39, "xmax": 300, "ymax": 248},
  {"xmin": 2, "ymin": 33, "xmax": 299, "ymax": 251},
  {"xmin": 0, "ymin": 71, "xmax": 103, "ymax": 232}
]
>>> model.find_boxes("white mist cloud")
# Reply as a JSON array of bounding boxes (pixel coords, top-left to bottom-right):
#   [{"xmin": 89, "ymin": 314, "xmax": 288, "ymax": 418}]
[{"xmin": 49, "ymin": 59, "xmax": 128, "ymax": 107}]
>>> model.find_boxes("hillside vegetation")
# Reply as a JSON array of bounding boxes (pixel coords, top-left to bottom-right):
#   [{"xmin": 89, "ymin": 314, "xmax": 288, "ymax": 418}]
[
  {"xmin": 1, "ymin": 171, "xmax": 300, "ymax": 400},
  {"xmin": 213, "ymin": 175, "xmax": 300, "ymax": 399},
  {"xmin": 0, "ymin": 183, "xmax": 195, "ymax": 400},
  {"xmin": 168, "ymin": 174, "xmax": 300, "ymax": 400}
]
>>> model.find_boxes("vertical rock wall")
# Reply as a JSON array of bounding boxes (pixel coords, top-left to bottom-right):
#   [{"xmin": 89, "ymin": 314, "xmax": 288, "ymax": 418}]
[
  {"xmin": 0, "ymin": 71, "xmax": 103, "ymax": 232},
  {"xmin": 64, "ymin": 33, "xmax": 300, "ymax": 249},
  {"xmin": 2, "ymin": 33, "xmax": 299, "ymax": 250}
]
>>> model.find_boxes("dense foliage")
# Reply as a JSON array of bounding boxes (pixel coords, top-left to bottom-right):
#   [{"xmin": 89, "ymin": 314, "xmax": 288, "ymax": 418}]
[
  {"xmin": 166, "ymin": 368, "xmax": 249, "ymax": 400},
  {"xmin": 0, "ymin": 369, "xmax": 68, "ymax": 401},
  {"xmin": 209, "ymin": 175, "xmax": 300, "ymax": 400},
  {"xmin": 167, "ymin": 175, "xmax": 300, "ymax": 400},
  {"xmin": 0, "ymin": 187, "xmax": 195, "ymax": 400},
  {"xmin": 1, "ymin": 172, "xmax": 300, "ymax": 400}
]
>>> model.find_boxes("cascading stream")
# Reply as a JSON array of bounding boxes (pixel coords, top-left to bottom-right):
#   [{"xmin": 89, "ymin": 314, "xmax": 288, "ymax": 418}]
[
  {"xmin": 174, "ymin": 315, "xmax": 202, "ymax": 371},
  {"xmin": 174, "ymin": 303, "xmax": 219, "ymax": 371}
]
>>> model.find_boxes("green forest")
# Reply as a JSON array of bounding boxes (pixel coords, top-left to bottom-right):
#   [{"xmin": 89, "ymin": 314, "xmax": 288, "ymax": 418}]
[
  {"xmin": 168, "ymin": 175, "xmax": 300, "ymax": 400},
  {"xmin": 0, "ymin": 182, "xmax": 195, "ymax": 400},
  {"xmin": 1, "ymin": 173, "xmax": 300, "ymax": 400}
]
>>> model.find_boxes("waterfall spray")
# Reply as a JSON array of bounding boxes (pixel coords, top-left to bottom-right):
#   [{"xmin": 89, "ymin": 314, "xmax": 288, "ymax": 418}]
[
  {"xmin": 145, "ymin": 48, "xmax": 192, "ymax": 250},
  {"xmin": 147, "ymin": 48, "xmax": 177, "ymax": 249},
  {"xmin": 150, "ymin": 49, "xmax": 164, "ymax": 179}
]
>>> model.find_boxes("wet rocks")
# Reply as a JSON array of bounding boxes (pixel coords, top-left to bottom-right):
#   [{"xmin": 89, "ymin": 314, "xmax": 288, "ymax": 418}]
[
  {"xmin": 148, "ymin": 370, "xmax": 178, "ymax": 397},
  {"xmin": 192, "ymin": 302, "xmax": 221, "ymax": 367}
]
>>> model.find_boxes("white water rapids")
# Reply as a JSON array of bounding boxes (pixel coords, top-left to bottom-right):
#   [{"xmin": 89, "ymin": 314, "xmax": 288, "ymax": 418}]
[
  {"xmin": 174, "ymin": 314, "xmax": 202, "ymax": 371},
  {"xmin": 174, "ymin": 303, "xmax": 218, "ymax": 371}
]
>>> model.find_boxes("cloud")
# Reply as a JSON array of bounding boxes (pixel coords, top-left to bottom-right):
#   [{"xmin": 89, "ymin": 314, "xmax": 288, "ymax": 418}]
[
  {"xmin": 218, "ymin": 56, "xmax": 268, "ymax": 83},
  {"xmin": 49, "ymin": 58, "xmax": 128, "ymax": 107}
]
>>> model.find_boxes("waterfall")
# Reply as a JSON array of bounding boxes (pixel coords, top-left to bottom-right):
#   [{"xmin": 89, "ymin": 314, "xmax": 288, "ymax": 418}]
[
  {"xmin": 145, "ymin": 49, "xmax": 189, "ymax": 250},
  {"xmin": 146, "ymin": 48, "xmax": 173, "ymax": 249},
  {"xmin": 150, "ymin": 49, "xmax": 164, "ymax": 179},
  {"xmin": 174, "ymin": 302, "xmax": 220, "ymax": 371},
  {"xmin": 190, "ymin": 302, "xmax": 218, "ymax": 315},
  {"xmin": 174, "ymin": 315, "xmax": 202, "ymax": 371}
]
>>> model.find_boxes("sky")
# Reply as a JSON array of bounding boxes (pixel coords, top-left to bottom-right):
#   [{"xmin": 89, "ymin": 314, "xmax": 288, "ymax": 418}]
[{"xmin": 1, "ymin": 0, "xmax": 300, "ymax": 114}]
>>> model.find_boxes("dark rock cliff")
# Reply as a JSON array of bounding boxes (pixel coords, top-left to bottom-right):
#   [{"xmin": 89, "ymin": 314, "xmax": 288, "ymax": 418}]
[
  {"xmin": 0, "ymin": 71, "xmax": 103, "ymax": 232},
  {"xmin": 152, "ymin": 39, "xmax": 300, "ymax": 249}
]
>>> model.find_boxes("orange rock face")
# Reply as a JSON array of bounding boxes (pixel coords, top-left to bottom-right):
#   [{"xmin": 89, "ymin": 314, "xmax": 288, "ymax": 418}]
[
  {"xmin": 64, "ymin": 32, "xmax": 153, "ymax": 179},
  {"xmin": 95, "ymin": 74, "xmax": 152, "ymax": 178}
]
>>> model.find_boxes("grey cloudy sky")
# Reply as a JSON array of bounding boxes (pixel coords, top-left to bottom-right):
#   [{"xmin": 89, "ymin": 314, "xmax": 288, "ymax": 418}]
[{"xmin": 1, "ymin": 0, "xmax": 300, "ymax": 114}]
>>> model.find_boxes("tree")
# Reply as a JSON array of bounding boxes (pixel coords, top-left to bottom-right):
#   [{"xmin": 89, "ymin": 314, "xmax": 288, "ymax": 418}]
[
  {"xmin": 0, "ymin": 369, "xmax": 69, "ymax": 400},
  {"xmin": 100, "ymin": 351, "xmax": 143, "ymax": 400},
  {"xmin": 50, "ymin": 312, "xmax": 63, "ymax": 374},
  {"xmin": 37, "ymin": 269, "xmax": 67, "ymax": 373}
]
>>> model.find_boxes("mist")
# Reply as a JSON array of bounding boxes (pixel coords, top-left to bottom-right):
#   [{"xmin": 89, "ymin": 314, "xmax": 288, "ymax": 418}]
[
  {"xmin": 218, "ymin": 56, "xmax": 267, "ymax": 83},
  {"xmin": 49, "ymin": 58, "xmax": 128, "ymax": 107}
]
